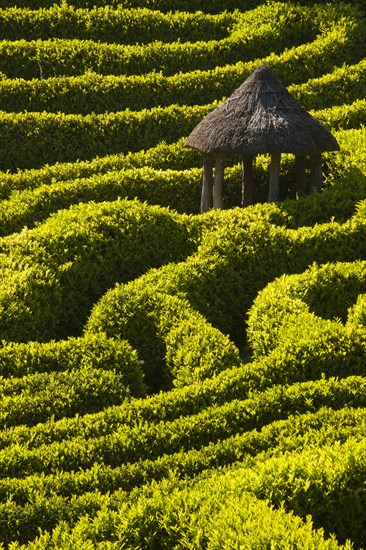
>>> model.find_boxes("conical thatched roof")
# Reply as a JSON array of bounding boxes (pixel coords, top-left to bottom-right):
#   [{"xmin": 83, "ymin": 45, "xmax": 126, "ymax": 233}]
[{"xmin": 185, "ymin": 63, "xmax": 340, "ymax": 156}]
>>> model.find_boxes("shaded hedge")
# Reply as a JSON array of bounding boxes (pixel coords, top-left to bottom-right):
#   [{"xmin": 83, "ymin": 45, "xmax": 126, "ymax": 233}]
[
  {"xmin": 247, "ymin": 259, "xmax": 366, "ymax": 356},
  {"xmin": 0, "ymin": 199, "xmax": 197, "ymax": 342}
]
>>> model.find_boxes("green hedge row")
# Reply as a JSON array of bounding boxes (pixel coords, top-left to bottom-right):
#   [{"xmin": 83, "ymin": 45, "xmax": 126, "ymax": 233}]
[
  {"xmin": 0, "ymin": 6, "xmax": 236, "ymax": 44},
  {"xmin": 0, "ymin": 104, "xmax": 211, "ymax": 171},
  {"xmin": 0, "ymin": 3, "xmax": 361, "ymax": 81},
  {"xmin": 0, "ymin": 334, "xmax": 146, "ymax": 423},
  {"xmin": 0, "ymin": 290, "xmax": 240, "ymax": 417},
  {"xmin": 316, "ymin": 98, "xmax": 366, "ymax": 131},
  {"xmin": 1, "ymin": 95, "xmax": 365, "ymax": 173},
  {"xmin": 88, "ymin": 287, "xmax": 241, "ymax": 392},
  {"xmin": 2, "ymin": 313, "xmax": 366, "ymax": 453},
  {"xmin": 2, "ymin": 375, "xmax": 366, "ymax": 481},
  {"xmin": 0, "ymin": 5, "xmax": 363, "ymax": 115},
  {"xmin": 0, "ymin": 473, "xmax": 347, "ymax": 548},
  {"xmin": 241, "ymin": 436, "xmax": 366, "ymax": 547},
  {"xmin": 0, "ymin": 126, "xmax": 363, "ymax": 222},
  {"xmin": 0, "ymin": 189, "xmax": 365, "ymax": 361},
  {"xmin": 1, "ymin": 376, "xmax": 364, "ymax": 546},
  {"xmin": 0, "ymin": 356, "xmax": 292, "ymax": 451},
  {"xmin": 0, "ymin": 2, "xmax": 321, "ymax": 80},
  {"xmin": 0, "ymin": 401, "xmax": 364, "ymax": 506},
  {"xmin": 0, "ymin": 0, "xmax": 263, "ymax": 11},
  {"xmin": 0, "ymin": 331, "xmax": 144, "ymax": 380},
  {"xmin": 0, "ymin": 139, "xmax": 199, "ymax": 198},
  {"xmin": 0, "ymin": 199, "xmax": 197, "ymax": 342},
  {"xmin": 86, "ymin": 202, "xmax": 366, "ymax": 350},
  {"xmin": 3, "ymin": 53, "xmax": 366, "ymax": 117},
  {"xmin": 9, "ymin": 419, "xmax": 357, "ymax": 549},
  {"xmin": 0, "ymin": 196, "xmax": 364, "ymax": 450},
  {"xmin": 276, "ymin": 126, "xmax": 366, "ymax": 227},
  {"xmin": 290, "ymin": 58, "xmax": 366, "ymax": 111},
  {"xmin": 0, "ymin": 166, "xmax": 204, "ymax": 234},
  {"xmin": 0, "ymin": 164, "xmax": 245, "ymax": 234},
  {"xmin": 247, "ymin": 259, "xmax": 366, "ymax": 357},
  {"xmin": 0, "ymin": 366, "xmax": 140, "ymax": 429},
  {"xmin": 0, "ymin": 0, "xmax": 360, "ymax": 13},
  {"xmin": 96, "ymin": 435, "xmax": 366, "ymax": 548}
]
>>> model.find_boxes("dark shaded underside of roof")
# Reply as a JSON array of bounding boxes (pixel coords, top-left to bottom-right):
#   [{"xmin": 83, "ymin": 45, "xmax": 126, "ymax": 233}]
[{"xmin": 184, "ymin": 64, "xmax": 340, "ymax": 156}]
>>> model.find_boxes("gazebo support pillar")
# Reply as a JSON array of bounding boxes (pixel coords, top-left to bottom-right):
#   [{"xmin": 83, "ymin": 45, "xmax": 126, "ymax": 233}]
[
  {"xmin": 241, "ymin": 155, "xmax": 254, "ymax": 207},
  {"xmin": 268, "ymin": 152, "xmax": 281, "ymax": 202},
  {"xmin": 310, "ymin": 153, "xmax": 323, "ymax": 193},
  {"xmin": 213, "ymin": 155, "xmax": 225, "ymax": 209},
  {"xmin": 201, "ymin": 154, "xmax": 214, "ymax": 213},
  {"xmin": 295, "ymin": 155, "xmax": 307, "ymax": 200}
]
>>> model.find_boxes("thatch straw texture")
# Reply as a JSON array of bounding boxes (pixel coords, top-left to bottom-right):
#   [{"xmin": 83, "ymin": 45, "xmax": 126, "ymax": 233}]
[{"xmin": 185, "ymin": 64, "xmax": 340, "ymax": 156}]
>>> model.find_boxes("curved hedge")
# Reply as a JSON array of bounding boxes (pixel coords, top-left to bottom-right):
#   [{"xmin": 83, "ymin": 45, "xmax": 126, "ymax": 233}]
[
  {"xmin": 2, "ymin": 55, "xmax": 365, "ymax": 117},
  {"xmin": 247, "ymin": 259, "xmax": 366, "ymax": 357},
  {"xmin": 86, "ymin": 286, "xmax": 241, "ymax": 392},
  {"xmin": 0, "ymin": 6, "xmax": 236, "ymax": 44},
  {"xmin": 0, "ymin": 94, "xmax": 365, "ymax": 172},
  {"xmin": 0, "ymin": 333, "xmax": 144, "ymax": 390},
  {"xmin": 0, "ymin": 199, "xmax": 197, "ymax": 342},
  {"xmin": 0, "ymin": 1, "xmax": 365, "ymax": 547},
  {"xmin": 0, "ymin": 366, "xmax": 140, "ymax": 428},
  {"xmin": 2, "ymin": 376, "xmax": 366, "ymax": 481},
  {"xmin": 0, "ymin": 164, "xmax": 247, "ymax": 235},
  {"xmin": 0, "ymin": 126, "xmax": 363, "ymax": 225},
  {"xmin": 0, "ymin": 4, "xmax": 363, "ymax": 116},
  {"xmin": 0, "ymin": 139, "xmax": 199, "ymax": 199},
  {"xmin": 0, "ymin": 404, "xmax": 364, "ymax": 505},
  {"xmin": 0, "ymin": 104, "xmax": 211, "ymax": 171},
  {"xmin": 86, "ymin": 204, "xmax": 366, "ymax": 350},
  {"xmin": 0, "ymin": 1, "xmax": 327, "ymax": 81},
  {"xmin": 34, "ymin": 479, "xmax": 349, "ymax": 550}
]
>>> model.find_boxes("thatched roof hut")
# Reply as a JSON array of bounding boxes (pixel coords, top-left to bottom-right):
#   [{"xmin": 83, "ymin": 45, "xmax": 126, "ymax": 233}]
[{"xmin": 184, "ymin": 63, "xmax": 340, "ymax": 212}]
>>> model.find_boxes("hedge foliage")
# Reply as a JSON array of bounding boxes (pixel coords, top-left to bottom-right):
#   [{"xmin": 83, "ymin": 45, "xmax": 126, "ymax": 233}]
[
  {"xmin": 0, "ymin": 98, "xmax": 365, "ymax": 173},
  {"xmin": 0, "ymin": 104, "xmax": 211, "ymax": 171},
  {"xmin": 0, "ymin": 126, "xmax": 363, "ymax": 221},
  {"xmin": 0, "ymin": 138, "xmax": 199, "ymax": 198},
  {"xmin": 86, "ymin": 286, "xmax": 242, "ymax": 392},
  {"xmin": 0, "ymin": 2, "xmax": 364, "ymax": 171},
  {"xmin": 1, "ymin": 458, "xmax": 354, "ymax": 549},
  {"xmin": 0, "ymin": 6, "xmax": 236, "ymax": 44},
  {"xmin": 1, "ymin": 379, "xmax": 364, "ymax": 546},
  {"xmin": 2, "ymin": 323, "xmax": 366, "ymax": 454},
  {"xmin": 247, "ymin": 259, "xmax": 366, "ymax": 357},
  {"xmin": 0, "ymin": 0, "xmax": 360, "ymax": 12},
  {"xmin": 0, "ymin": 1, "xmax": 330, "ymax": 80},
  {"xmin": 0, "ymin": 199, "xmax": 197, "ymax": 342},
  {"xmin": 0, "ymin": 0, "xmax": 366, "ymax": 547},
  {"xmin": 0, "ymin": 4, "xmax": 363, "ymax": 115},
  {"xmin": 0, "ymin": 403, "xmax": 364, "ymax": 507},
  {"xmin": 2, "ymin": 55, "xmax": 366, "ymax": 117},
  {"xmin": 0, "ymin": 376, "xmax": 365, "ymax": 482},
  {"xmin": 0, "ymin": 332, "xmax": 145, "ymax": 384},
  {"xmin": 0, "ymin": 164, "xmax": 249, "ymax": 234},
  {"xmin": 85, "ymin": 203, "xmax": 366, "ymax": 351}
]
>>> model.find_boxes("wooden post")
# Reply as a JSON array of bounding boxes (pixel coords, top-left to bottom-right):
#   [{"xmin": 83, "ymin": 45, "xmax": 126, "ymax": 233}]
[
  {"xmin": 310, "ymin": 153, "xmax": 323, "ymax": 193},
  {"xmin": 267, "ymin": 152, "xmax": 281, "ymax": 202},
  {"xmin": 241, "ymin": 155, "xmax": 254, "ymax": 207},
  {"xmin": 213, "ymin": 155, "xmax": 225, "ymax": 209},
  {"xmin": 295, "ymin": 155, "xmax": 307, "ymax": 200},
  {"xmin": 201, "ymin": 154, "xmax": 214, "ymax": 213}
]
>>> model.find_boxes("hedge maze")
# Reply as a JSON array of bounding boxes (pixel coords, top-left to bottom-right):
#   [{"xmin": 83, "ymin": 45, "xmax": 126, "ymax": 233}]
[{"xmin": 0, "ymin": 0, "xmax": 366, "ymax": 547}]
